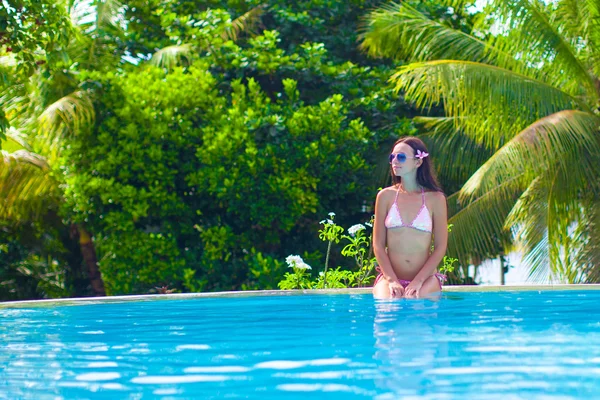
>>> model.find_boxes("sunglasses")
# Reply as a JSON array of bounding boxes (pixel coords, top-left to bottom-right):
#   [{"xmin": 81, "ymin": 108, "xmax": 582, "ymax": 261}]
[{"xmin": 389, "ymin": 152, "xmax": 416, "ymax": 164}]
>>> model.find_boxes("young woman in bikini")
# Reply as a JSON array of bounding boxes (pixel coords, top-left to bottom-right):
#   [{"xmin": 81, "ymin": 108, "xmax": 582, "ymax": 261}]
[{"xmin": 372, "ymin": 137, "xmax": 448, "ymax": 299}]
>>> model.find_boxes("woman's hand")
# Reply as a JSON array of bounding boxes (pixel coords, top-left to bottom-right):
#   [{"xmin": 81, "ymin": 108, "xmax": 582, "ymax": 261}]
[
  {"xmin": 404, "ymin": 280, "xmax": 423, "ymax": 298},
  {"xmin": 388, "ymin": 281, "xmax": 405, "ymax": 298}
]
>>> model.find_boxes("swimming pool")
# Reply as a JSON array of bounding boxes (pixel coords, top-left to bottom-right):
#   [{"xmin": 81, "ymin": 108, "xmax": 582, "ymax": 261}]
[{"xmin": 2, "ymin": 289, "xmax": 599, "ymax": 399}]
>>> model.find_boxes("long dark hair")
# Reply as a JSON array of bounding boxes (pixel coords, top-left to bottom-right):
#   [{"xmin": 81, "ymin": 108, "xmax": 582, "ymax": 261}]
[{"xmin": 390, "ymin": 136, "xmax": 443, "ymax": 193}]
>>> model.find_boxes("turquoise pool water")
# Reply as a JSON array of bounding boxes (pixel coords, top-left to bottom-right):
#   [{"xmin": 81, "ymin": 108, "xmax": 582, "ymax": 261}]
[{"xmin": 1, "ymin": 291, "xmax": 600, "ymax": 399}]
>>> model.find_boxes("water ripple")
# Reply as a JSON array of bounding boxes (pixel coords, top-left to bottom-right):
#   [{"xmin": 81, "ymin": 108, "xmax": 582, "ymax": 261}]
[{"xmin": 1, "ymin": 291, "xmax": 600, "ymax": 398}]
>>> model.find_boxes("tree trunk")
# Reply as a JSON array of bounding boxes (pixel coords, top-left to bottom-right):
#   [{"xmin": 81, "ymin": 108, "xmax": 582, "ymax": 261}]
[
  {"xmin": 499, "ymin": 254, "xmax": 506, "ymax": 286},
  {"xmin": 71, "ymin": 224, "xmax": 105, "ymax": 296}
]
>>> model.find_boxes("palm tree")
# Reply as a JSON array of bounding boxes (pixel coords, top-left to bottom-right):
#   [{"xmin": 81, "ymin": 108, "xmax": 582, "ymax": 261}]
[
  {"xmin": 150, "ymin": 6, "xmax": 265, "ymax": 70},
  {"xmin": 360, "ymin": 0, "xmax": 600, "ymax": 283},
  {"xmin": 1, "ymin": 2, "xmax": 266, "ymax": 297},
  {"xmin": 0, "ymin": 0, "xmax": 126, "ymax": 296}
]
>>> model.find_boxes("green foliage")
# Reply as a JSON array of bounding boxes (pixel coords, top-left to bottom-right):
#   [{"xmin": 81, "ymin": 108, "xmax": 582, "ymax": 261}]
[
  {"xmin": 61, "ymin": 48, "xmax": 379, "ymax": 294},
  {"xmin": 0, "ymin": 219, "xmax": 84, "ymax": 300},
  {"xmin": 440, "ymin": 256, "xmax": 458, "ymax": 275},
  {"xmin": 278, "ymin": 255, "xmax": 313, "ymax": 290},
  {"xmin": 317, "ymin": 213, "xmax": 344, "ymax": 285},
  {"xmin": 340, "ymin": 220, "xmax": 377, "ymax": 287},
  {"xmin": 278, "ymin": 216, "xmax": 461, "ymax": 290},
  {"xmin": 241, "ymin": 249, "xmax": 287, "ymax": 290},
  {"xmin": 0, "ymin": 0, "xmax": 73, "ymax": 77},
  {"xmin": 2, "ymin": 0, "xmax": 448, "ymax": 299},
  {"xmin": 97, "ymin": 231, "xmax": 186, "ymax": 295},
  {"xmin": 314, "ymin": 267, "xmax": 356, "ymax": 289},
  {"xmin": 362, "ymin": 0, "xmax": 600, "ymax": 283}
]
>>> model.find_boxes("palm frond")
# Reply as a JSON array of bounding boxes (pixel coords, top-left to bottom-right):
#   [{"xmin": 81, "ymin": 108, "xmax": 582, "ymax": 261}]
[
  {"xmin": 0, "ymin": 149, "xmax": 57, "ymax": 222},
  {"xmin": 1, "ymin": 149, "xmax": 49, "ymax": 169},
  {"xmin": 70, "ymin": 0, "xmax": 124, "ymax": 33},
  {"xmin": 441, "ymin": 0, "xmax": 476, "ymax": 9},
  {"xmin": 38, "ymin": 90, "xmax": 95, "ymax": 144},
  {"xmin": 579, "ymin": 197, "xmax": 600, "ymax": 282},
  {"xmin": 221, "ymin": 6, "xmax": 265, "ymax": 42},
  {"xmin": 478, "ymin": 109, "xmax": 600, "ymax": 283},
  {"xmin": 359, "ymin": 3, "xmax": 520, "ymax": 69},
  {"xmin": 393, "ymin": 61, "xmax": 587, "ymax": 149},
  {"xmin": 69, "ymin": 0, "xmax": 125, "ymax": 68},
  {"xmin": 4, "ymin": 127, "xmax": 31, "ymax": 152},
  {"xmin": 523, "ymin": 234, "xmax": 551, "ymax": 283},
  {"xmin": 0, "ymin": 54, "xmax": 17, "ymax": 88},
  {"xmin": 460, "ymin": 110, "xmax": 600, "ymax": 200},
  {"xmin": 482, "ymin": 0, "xmax": 597, "ymax": 100},
  {"xmin": 447, "ymin": 174, "xmax": 525, "ymax": 265},
  {"xmin": 417, "ymin": 116, "xmax": 494, "ymax": 191},
  {"xmin": 554, "ymin": 0, "xmax": 600, "ymax": 79},
  {"xmin": 150, "ymin": 45, "xmax": 194, "ymax": 70}
]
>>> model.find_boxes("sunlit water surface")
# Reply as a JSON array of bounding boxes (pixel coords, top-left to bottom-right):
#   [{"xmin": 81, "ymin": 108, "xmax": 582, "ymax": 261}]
[{"xmin": 2, "ymin": 291, "xmax": 600, "ymax": 399}]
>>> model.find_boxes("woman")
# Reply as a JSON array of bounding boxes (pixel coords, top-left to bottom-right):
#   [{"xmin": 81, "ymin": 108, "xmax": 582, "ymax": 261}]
[{"xmin": 372, "ymin": 137, "xmax": 448, "ymax": 299}]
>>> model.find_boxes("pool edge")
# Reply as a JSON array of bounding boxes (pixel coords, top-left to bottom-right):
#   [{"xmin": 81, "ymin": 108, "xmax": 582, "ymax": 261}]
[{"xmin": 2, "ymin": 284, "xmax": 600, "ymax": 308}]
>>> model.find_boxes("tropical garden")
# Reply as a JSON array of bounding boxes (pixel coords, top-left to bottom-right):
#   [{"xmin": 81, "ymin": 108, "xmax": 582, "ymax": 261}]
[{"xmin": 1, "ymin": 0, "xmax": 599, "ymax": 300}]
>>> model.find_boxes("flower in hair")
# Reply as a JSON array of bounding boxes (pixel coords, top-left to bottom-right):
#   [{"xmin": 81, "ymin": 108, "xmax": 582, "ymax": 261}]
[{"xmin": 415, "ymin": 150, "xmax": 429, "ymax": 159}]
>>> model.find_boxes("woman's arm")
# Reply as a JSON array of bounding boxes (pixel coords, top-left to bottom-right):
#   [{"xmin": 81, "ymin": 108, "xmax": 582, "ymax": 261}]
[
  {"xmin": 372, "ymin": 189, "xmax": 398, "ymax": 282},
  {"xmin": 412, "ymin": 191, "xmax": 448, "ymax": 284}
]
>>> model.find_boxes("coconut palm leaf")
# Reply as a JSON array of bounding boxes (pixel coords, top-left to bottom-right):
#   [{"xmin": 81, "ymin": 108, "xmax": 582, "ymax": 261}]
[
  {"xmin": 481, "ymin": 0, "xmax": 597, "ymax": 100},
  {"xmin": 68, "ymin": 0, "xmax": 125, "ymax": 69},
  {"xmin": 0, "ymin": 148, "xmax": 56, "ymax": 221},
  {"xmin": 555, "ymin": 0, "xmax": 600, "ymax": 78},
  {"xmin": 461, "ymin": 111, "xmax": 600, "ymax": 281},
  {"xmin": 38, "ymin": 90, "xmax": 95, "ymax": 146},
  {"xmin": 460, "ymin": 110, "xmax": 600, "ymax": 200},
  {"xmin": 504, "ymin": 172, "xmax": 581, "ymax": 283},
  {"xmin": 447, "ymin": 174, "xmax": 524, "ymax": 265},
  {"xmin": 70, "ymin": 0, "xmax": 124, "ymax": 33},
  {"xmin": 359, "ymin": 2, "xmax": 522, "ymax": 71},
  {"xmin": 417, "ymin": 116, "xmax": 494, "ymax": 191},
  {"xmin": 221, "ymin": 6, "xmax": 265, "ymax": 42},
  {"xmin": 150, "ymin": 7, "xmax": 264, "ymax": 70},
  {"xmin": 393, "ymin": 61, "xmax": 587, "ymax": 149},
  {"xmin": 579, "ymin": 198, "xmax": 600, "ymax": 282},
  {"xmin": 150, "ymin": 45, "xmax": 194, "ymax": 70}
]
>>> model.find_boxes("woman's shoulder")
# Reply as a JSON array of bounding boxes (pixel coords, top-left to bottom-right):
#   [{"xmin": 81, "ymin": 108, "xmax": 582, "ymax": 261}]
[
  {"xmin": 375, "ymin": 186, "xmax": 397, "ymax": 205},
  {"xmin": 424, "ymin": 190, "xmax": 447, "ymax": 209},
  {"xmin": 424, "ymin": 189, "xmax": 446, "ymax": 199},
  {"xmin": 377, "ymin": 185, "xmax": 398, "ymax": 198}
]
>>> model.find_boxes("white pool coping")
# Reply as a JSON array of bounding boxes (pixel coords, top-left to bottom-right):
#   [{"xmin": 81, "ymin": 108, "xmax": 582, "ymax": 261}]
[{"xmin": 1, "ymin": 284, "xmax": 600, "ymax": 308}]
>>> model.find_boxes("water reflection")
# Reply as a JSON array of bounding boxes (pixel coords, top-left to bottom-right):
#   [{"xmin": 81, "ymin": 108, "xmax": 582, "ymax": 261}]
[{"xmin": 372, "ymin": 298, "xmax": 450, "ymax": 398}]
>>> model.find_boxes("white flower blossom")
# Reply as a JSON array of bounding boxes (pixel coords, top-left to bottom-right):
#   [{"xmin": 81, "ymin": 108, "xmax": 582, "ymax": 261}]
[
  {"xmin": 286, "ymin": 255, "xmax": 304, "ymax": 267},
  {"xmin": 285, "ymin": 255, "xmax": 312, "ymax": 270},
  {"xmin": 328, "ymin": 212, "xmax": 335, "ymax": 217},
  {"xmin": 320, "ymin": 219, "xmax": 334, "ymax": 225},
  {"xmin": 295, "ymin": 262, "xmax": 312, "ymax": 270},
  {"xmin": 348, "ymin": 224, "xmax": 366, "ymax": 237},
  {"xmin": 365, "ymin": 222, "xmax": 373, "ymax": 228}
]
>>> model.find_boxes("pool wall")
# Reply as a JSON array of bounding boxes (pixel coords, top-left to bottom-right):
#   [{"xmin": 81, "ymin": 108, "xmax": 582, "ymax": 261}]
[{"xmin": 2, "ymin": 284, "xmax": 600, "ymax": 308}]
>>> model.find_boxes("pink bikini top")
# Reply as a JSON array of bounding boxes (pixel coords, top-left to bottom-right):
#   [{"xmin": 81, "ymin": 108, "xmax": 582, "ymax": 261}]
[{"xmin": 385, "ymin": 187, "xmax": 432, "ymax": 233}]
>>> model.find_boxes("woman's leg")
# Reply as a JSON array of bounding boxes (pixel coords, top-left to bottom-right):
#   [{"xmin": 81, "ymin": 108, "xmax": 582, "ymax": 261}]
[
  {"xmin": 373, "ymin": 277, "xmax": 393, "ymax": 299},
  {"xmin": 419, "ymin": 275, "xmax": 443, "ymax": 299}
]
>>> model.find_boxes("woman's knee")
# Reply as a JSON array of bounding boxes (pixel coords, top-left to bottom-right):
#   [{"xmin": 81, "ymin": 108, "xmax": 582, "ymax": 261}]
[
  {"xmin": 420, "ymin": 275, "xmax": 442, "ymax": 296},
  {"xmin": 373, "ymin": 279, "xmax": 392, "ymax": 299}
]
